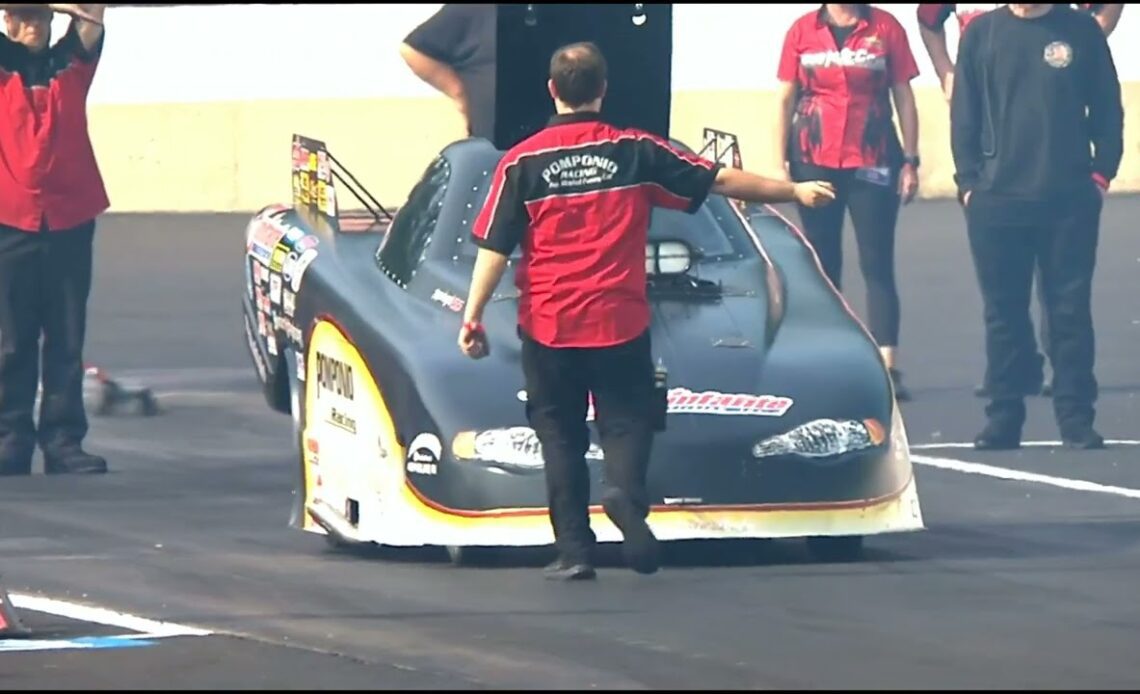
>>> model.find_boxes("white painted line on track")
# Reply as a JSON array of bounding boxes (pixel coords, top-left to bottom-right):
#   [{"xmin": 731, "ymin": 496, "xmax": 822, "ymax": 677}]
[
  {"xmin": 912, "ymin": 454, "xmax": 1140, "ymax": 501},
  {"xmin": 912, "ymin": 439, "xmax": 1140, "ymax": 450},
  {"xmin": 9, "ymin": 593, "xmax": 213, "ymax": 638}
]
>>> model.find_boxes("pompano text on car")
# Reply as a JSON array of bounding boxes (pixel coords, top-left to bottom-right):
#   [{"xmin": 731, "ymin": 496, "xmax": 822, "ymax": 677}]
[{"xmin": 316, "ymin": 352, "xmax": 354, "ymax": 401}]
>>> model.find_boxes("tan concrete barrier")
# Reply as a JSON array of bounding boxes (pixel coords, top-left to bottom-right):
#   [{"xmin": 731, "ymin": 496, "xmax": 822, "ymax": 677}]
[{"xmin": 88, "ymin": 83, "xmax": 1140, "ymax": 213}]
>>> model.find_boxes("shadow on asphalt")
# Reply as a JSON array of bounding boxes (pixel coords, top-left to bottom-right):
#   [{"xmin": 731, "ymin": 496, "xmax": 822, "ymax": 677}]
[{"xmin": 307, "ymin": 516, "xmax": 1140, "ymax": 571}]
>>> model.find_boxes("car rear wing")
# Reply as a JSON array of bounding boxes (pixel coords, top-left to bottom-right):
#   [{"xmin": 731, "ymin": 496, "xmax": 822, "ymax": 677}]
[
  {"xmin": 290, "ymin": 134, "xmax": 393, "ymax": 233},
  {"xmin": 699, "ymin": 128, "xmax": 746, "ymax": 213},
  {"xmin": 698, "ymin": 128, "xmax": 744, "ymax": 171}
]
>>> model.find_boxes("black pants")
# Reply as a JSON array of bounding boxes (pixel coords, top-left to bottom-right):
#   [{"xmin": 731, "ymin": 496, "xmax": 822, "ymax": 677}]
[
  {"xmin": 965, "ymin": 190, "xmax": 1100, "ymax": 430},
  {"xmin": 0, "ymin": 220, "xmax": 96, "ymax": 465},
  {"xmin": 790, "ymin": 161, "xmax": 902, "ymax": 347},
  {"xmin": 520, "ymin": 328, "xmax": 656, "ymax": 565},
  {"xmin": 1034, "ymin": 265, "xmax": 1052, "ymax": 364}
]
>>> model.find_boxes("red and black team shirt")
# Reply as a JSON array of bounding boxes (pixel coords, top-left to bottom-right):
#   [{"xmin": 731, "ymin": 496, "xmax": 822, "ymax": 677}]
[
  {"xmin": 471, "ymin": 112, "xmax": 722, "ymax": 349},
  {"xmin": 0, "ymin": 22, "xmax": 109, "ymax": 233},
  {"xmin": 917, "ymin": 3, "xmax": 1107, "ymax": 33},
  {"xmin": 777, "ymin": 4, "xmax": 920, "ymax": 170}
]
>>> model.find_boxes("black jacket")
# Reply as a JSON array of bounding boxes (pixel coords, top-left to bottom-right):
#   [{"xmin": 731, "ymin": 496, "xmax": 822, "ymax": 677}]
[{"xmin": 950, "ymin": 5, "xmax": 1124, "ymax": 203}]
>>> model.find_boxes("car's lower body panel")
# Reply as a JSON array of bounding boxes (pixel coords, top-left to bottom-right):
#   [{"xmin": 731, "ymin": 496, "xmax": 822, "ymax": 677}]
[{"xmin": 297, "ymin": 319, "xmax": 925, "ymax": 549}]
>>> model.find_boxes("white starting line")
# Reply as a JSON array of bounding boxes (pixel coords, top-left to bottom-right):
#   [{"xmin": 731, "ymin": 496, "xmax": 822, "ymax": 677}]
[
  {"xmin": 1, "ymin": 593, "xmax": 212, "ymax": 654},
  {"xmin": 910, "ymin": 439, "xmax": 1140, "ymax": 501}
]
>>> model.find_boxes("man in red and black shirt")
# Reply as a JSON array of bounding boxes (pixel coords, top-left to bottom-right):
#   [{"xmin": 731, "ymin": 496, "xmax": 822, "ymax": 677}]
[
  {"xmin": 0, "ymin": 3, "xmax": 109, "ymax": 476},
  {"xmin": 458, "ymin": 41, "xmax": 835, "ymax": 581}
]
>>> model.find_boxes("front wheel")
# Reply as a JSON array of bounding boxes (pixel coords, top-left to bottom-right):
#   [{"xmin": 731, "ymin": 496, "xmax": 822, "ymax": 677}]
[{"xmin": 805, "ymin": 535, "xmax": 864, "ymax": 562}]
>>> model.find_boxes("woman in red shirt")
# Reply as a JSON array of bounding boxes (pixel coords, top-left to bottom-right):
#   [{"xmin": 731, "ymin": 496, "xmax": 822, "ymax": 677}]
[{"xmin": 774, "ymin": 3, "xmax": 921, "ymax": 400}]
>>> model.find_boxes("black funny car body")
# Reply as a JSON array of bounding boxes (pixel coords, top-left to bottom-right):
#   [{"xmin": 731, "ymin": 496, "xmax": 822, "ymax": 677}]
[{"xmin": 240, "ymin": 129, "xmax": 924, "ymax": 564}]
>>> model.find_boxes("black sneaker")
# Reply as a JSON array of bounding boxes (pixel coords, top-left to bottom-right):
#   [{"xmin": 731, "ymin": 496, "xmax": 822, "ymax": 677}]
[
  {"xmin": 973, "ymin": 423, "xmax": 1021, "ymax": 450},
  {"xmin": 0, "ymin": 456, "xmax": 32, "ymax": 477},
  {"xmin": 543, "ymin": 557, "xmax": 596, "ymax": 581},
  {"xmin": 43, "ymin": 448, "xmax": 108, "ymax": 475},
  {"xmin": 1061, "ymin": 426, "xmax": 1105, "ymax": 450},
  {"xmin": 602, "ymin": 489, "xmax": 660, "ymax": 575}
]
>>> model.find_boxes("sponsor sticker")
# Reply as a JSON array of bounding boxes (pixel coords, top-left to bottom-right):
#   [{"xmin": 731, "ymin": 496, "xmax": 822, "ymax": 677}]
[
  {"xmin": 247, "ymin": 218, "xmax": 285, "ymax": 254},
  {"xmin": 406, "ymin": 433, "xmax": 441, "ymax": 476},
  {"xmin": 270, "ymin": 246, "xmax": 288, "ymax": 274},
  {"xmin": 431, "ymin": 288, "xmax": 465, "ymax": 313},
  {"xmin": 249, "ymin": 243, "xmax": 272, "ymax": 267},
  {"xmin": 269, "ymin": 274, "xmax": 283, "ymax": 305},
  {"xmin": 282, "ymin": 223, "xmax": 306, "ymax": 245},
  {"xmin": 517, "ymin": 387, "xmax": 794, "ymax": 418},
  {"xmin": 282, "ymin": 290, "xmax": 295, "ymax": 318}
]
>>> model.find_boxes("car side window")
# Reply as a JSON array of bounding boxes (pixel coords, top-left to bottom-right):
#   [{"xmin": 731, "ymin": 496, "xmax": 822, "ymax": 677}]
[{"xmin": 377, "ymin": 156, "xmax": 452, "ymax": 287}]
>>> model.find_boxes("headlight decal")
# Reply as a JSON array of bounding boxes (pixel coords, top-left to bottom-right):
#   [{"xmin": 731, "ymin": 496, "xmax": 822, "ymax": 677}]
[
  {"xmin": 751, "ymin": 418, "xmax": 886, "ymax": 460},
  {"xmin": 453, "ymin": 427, "xmax": 604, "ymax": 469}
]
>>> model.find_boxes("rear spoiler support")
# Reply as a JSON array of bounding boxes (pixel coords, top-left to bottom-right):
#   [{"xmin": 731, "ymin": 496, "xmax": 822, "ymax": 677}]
[
  {"xmin": 291, "ymin": 134, "xmax": 394, "ymax": 231},
  {"xmin": 699, "ymin": 128, "xmax": 746, "ymax": 213}
]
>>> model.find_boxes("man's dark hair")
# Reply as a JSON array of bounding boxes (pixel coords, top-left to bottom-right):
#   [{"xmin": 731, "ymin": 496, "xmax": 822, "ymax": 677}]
[{"xmin": 549, "ymin": 42, "xmax": 608, "ymax": 107}]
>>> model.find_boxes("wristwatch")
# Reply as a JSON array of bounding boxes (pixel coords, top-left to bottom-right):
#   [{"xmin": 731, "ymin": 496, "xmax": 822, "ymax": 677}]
[{"xmin": 903, "ymin": 155, "xmax": 921, "ymax": 169}]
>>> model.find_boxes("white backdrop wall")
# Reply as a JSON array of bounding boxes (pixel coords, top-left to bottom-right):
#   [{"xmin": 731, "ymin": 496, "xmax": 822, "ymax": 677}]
[{"xmin": 29, "ymin": 3, "xmax": 1133, "ymax": 107}]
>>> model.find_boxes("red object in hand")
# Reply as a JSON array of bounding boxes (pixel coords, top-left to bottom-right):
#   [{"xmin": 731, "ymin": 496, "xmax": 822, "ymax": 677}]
[{"xmin": 1092, "ymin": 172, "xmax": 1110, "ymax": 192}]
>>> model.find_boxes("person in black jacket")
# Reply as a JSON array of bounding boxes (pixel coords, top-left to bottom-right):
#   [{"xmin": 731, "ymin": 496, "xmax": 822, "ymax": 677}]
[{"xmin": 951, "ymin": 3, "xmax": 1123, "ymax": 450}]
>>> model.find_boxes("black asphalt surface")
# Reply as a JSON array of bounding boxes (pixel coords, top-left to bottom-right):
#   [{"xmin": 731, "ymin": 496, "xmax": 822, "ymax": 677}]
[{"xmin": 1, "ymin": 198, "xmax": 1139, "ymax": 689}]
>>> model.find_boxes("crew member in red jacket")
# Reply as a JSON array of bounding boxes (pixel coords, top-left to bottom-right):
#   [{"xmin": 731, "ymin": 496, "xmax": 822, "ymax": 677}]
[
  {"xmin": 459, "ymin": 42, "xmax": 835, "ymax": 581},
  {"xmin": 774, "ymin": 3, "xmax": 922, "ymax": 401},
  {"xmin": 0, "ymin": 3, "xmax": 109, "ymax": 476}
]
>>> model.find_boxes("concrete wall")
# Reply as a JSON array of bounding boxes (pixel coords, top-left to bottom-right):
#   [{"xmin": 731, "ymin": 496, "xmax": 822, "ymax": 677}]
[{"xmin": 22, "ymin": 3, "xmax": 1140, "ymax": 212}]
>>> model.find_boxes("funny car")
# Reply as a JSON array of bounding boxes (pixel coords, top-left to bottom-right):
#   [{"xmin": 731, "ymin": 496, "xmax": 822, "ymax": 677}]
[{"xmin": 239, "ymin": 125, "xmax": 925, "ymax": 565}]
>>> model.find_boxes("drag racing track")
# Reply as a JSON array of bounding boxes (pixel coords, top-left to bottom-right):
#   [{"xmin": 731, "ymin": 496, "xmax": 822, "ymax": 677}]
[{"xmin": 2, "ymin": 197, "xmax": 1140, "ymax": 689}]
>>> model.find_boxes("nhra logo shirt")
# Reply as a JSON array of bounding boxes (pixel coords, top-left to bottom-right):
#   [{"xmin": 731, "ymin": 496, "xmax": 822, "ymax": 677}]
[
  {"xmin": 917, "ymin": 3, "xmax": 1107, "ymax": 34},
  {"xmin": 777, "ymin": 5, "xmax": 919, "ymax": 170},
  {"xmin": 471, "ymin": 112, "xmax": 723, "ymax": 349}
]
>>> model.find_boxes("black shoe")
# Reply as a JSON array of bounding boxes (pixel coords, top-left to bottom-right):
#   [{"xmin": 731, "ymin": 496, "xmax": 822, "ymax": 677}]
[
  {"xmin": 1040, "ymin": 380, "xmax": 1053, "ymax": 398},
  {"xmin": 889, "ymin": 369, "xmax": 911, "ymax": 402},
  {"xmin": 1061, "ymin": 427, "xmax": 1105, "ymax": 450},
  {"xmin": 543, "ymin": 557, "xmax": 596, "ymax": 581},
  {"xmin": 602, "ymin": 489, "xmax": 660, "ymax": 575},
  {"xmin": 973, "ymin": 424, "xmax": 1021, "ymax": 450},
  {"xmin": 43, "ymin": 448, "xmax": 108, "ymax": 475},
  {"xmin": 0, "ymin": 457, "xmax": 32, "ymax": 476}
]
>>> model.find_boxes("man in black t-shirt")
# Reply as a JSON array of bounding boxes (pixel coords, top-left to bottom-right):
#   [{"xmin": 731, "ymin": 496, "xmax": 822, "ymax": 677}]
[
  {"xmin": 400, "ymin": 4, "xmax": 496, "ymax": 140},
  {"xmin": 951, "ymin": 3, "xmax": 1123, "ymax": 451}
]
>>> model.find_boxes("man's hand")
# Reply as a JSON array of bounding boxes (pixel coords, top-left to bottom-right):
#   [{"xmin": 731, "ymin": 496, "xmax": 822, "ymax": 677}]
[
  {"xmin": 47, "ymin": 3, "xmax": 101, "ymax": 23},
  {"xmin": 793, "ymin": 181, "xmax": 837, "ymax": 208},
  {"xmin": 941, "ymin": 71, "xmax": 955, "ymax": 103},
  {"xmin": 458, "ymin": 322, "xmax": 489, "ymax": 359},
  {"xmin": 898, "ymin": 164, "xmax": 919, "ymax": 204}
]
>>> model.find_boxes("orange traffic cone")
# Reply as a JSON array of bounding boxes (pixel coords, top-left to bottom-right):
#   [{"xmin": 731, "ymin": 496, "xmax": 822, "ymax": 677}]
[{"xmin": 0, "ymin": 580, "xmax": 29, "ymax": 636}]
